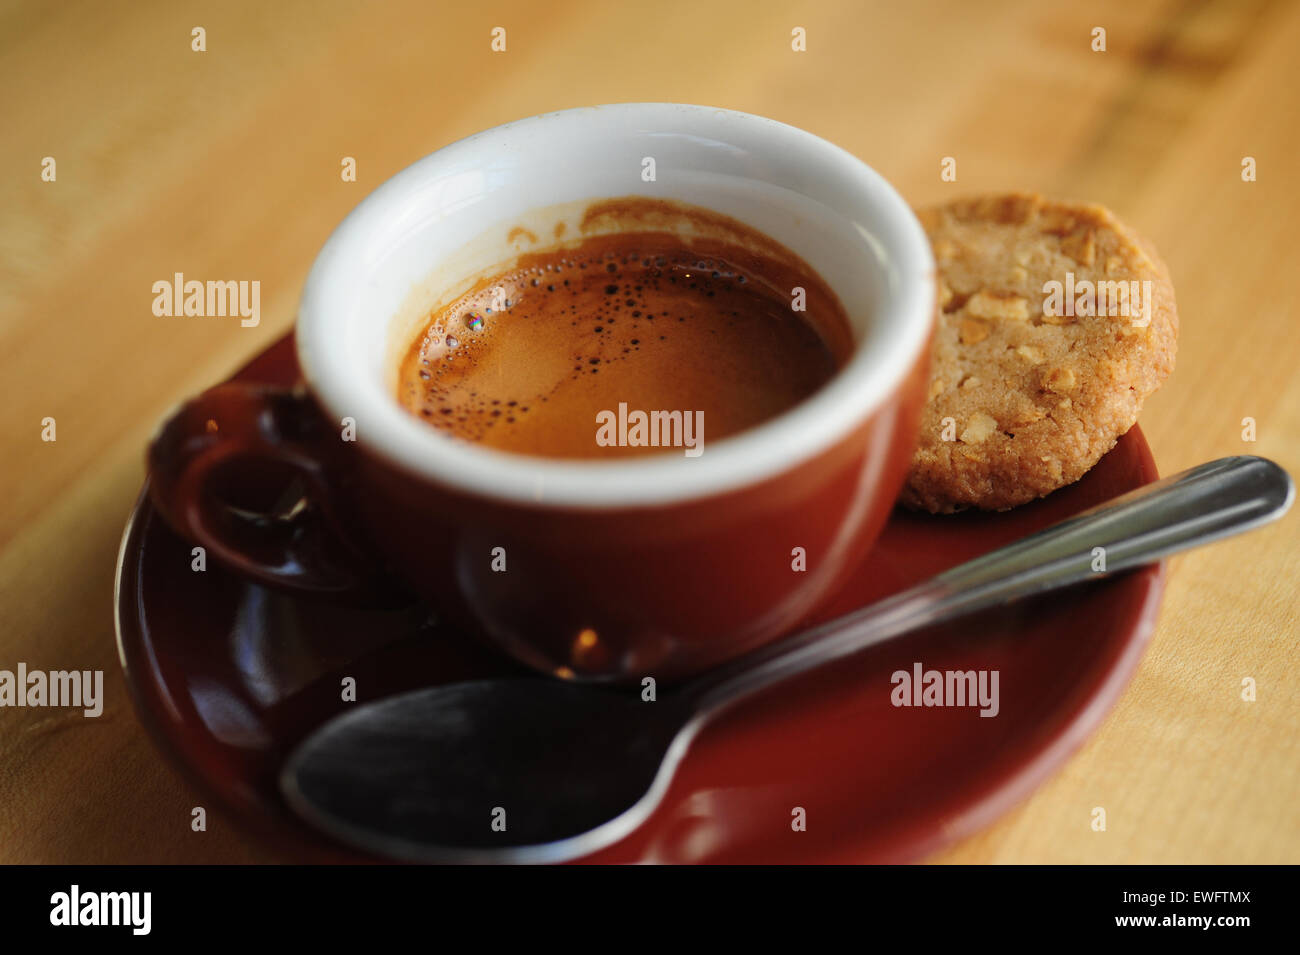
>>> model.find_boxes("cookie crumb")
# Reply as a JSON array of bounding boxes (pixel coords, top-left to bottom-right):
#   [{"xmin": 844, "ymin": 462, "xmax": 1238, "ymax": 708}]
[
  {"xmin": 960, "ymin": 413, "xmax": 998, "ymax": 444},
  {"xmin": 959, "ymin": 318, "xmax": 990, "ymax": 344},
  {"xmin": 967, "ymin": 290, "xmax": 1029, "ymax": 321},
  {"xmin": 1043, "ymin": 366, "xmax": 1077, "ymax": 393}
]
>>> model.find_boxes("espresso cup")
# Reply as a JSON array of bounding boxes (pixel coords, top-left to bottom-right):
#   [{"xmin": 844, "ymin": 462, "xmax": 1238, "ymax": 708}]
[{"xmin": 148, "ymin": 103, "xmax": 935, "ymax": 682}]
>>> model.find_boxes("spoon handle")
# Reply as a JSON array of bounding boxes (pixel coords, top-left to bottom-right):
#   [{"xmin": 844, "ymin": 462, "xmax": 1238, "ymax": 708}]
[{"xmin": 685, "ymin": 455, "xmax": 1294, "ymax": 716}]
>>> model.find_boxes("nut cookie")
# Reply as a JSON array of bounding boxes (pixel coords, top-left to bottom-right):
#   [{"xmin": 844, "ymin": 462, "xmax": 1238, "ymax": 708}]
[{"xmin": 903, "ymin": 193, "xmax": 1177, "ymax": 513}]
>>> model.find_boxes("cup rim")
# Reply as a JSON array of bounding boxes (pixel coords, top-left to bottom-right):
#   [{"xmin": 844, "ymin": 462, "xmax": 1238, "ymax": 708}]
[{"xmin": 297, "ymin": 102, "xmax": 934, "ymax": 510}]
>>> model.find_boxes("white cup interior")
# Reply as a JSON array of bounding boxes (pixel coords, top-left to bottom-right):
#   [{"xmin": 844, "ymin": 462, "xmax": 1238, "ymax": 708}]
[{"xmin": 298, "ymin": 103, "xmax": 934, "ymax": 508}]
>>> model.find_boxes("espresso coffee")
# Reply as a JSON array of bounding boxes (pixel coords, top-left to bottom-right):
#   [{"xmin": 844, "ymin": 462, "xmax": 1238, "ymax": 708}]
[{"xmin": 396, "ymin": 200, "xmax": 854, "ymax": 458}]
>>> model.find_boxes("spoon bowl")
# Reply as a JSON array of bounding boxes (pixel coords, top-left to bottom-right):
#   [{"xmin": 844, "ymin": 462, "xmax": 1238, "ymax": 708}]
[{"xmin": 283, "ymin": 679, "xmax": 695, "ymax": 863}]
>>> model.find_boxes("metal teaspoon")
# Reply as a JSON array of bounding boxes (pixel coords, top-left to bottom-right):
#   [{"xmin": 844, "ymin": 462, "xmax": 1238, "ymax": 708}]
[{"xmin": 280, "ymin": 455, "xmax": 1293, "ymax": 863}]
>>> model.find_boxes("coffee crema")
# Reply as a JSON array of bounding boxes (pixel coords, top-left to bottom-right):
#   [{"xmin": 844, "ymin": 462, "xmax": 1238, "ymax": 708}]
[{"xmin": 396, "ymin": 200, "xmax": 854, "ymax": 459}]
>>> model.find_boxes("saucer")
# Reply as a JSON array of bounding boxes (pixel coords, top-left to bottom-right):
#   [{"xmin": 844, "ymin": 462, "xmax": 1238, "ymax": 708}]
[{"xmin": 115, "ymin": 334, "xmax": 1166, "ymax": 863}]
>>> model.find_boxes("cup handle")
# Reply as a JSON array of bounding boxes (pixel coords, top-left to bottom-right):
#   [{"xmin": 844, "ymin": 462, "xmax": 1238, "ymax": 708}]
[{"xmin": 147, "ymin": 382, "xmax": 404, "ymax": 605}]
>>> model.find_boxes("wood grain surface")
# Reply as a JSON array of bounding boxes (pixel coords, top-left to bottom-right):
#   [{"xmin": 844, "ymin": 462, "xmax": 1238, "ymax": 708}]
[{"xmin": 1, "ymin": 0, "xmax": 1296, "ymax": 864}]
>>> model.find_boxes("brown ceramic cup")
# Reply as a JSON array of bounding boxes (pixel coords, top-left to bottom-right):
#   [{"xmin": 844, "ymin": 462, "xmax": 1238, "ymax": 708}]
[{"xmin": 147, "ymin": 103, "xmax": 935, "ymax": 682}]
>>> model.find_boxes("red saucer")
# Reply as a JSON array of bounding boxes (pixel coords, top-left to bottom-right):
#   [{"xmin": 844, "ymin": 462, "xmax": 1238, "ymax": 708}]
[{"xmin": 115, "ymin": 334, "xmax": 1166, "ymax": 863}]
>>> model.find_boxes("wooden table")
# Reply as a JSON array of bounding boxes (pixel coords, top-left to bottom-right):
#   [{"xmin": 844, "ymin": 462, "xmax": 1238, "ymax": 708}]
[{"xmin": 2, "ymin": 0, "xmax": 1296, "ymax": 864}]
